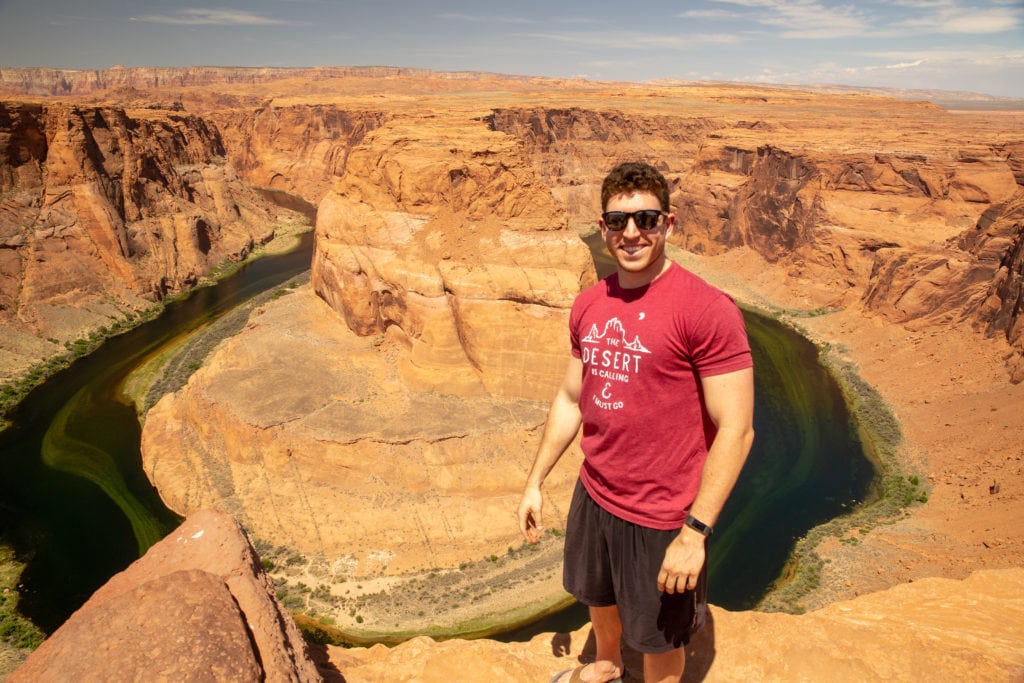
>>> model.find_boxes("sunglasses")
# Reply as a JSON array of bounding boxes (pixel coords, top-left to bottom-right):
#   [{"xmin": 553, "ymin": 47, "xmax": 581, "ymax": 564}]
[{"xmin": 602, "ymin": 210, "xmax": 666, "ymax": 232}]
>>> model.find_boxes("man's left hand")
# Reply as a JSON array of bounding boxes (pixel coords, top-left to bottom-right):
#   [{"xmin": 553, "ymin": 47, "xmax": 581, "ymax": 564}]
[{"xmin": 657, "ymin": 527, "xmax": 706, "ymax": 594}]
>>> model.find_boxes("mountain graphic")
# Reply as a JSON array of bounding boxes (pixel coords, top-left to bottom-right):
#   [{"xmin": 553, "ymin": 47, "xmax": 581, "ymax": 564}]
[{"xmin": 581, "ymin": 317, "xmax": 650, "ymax": 353}]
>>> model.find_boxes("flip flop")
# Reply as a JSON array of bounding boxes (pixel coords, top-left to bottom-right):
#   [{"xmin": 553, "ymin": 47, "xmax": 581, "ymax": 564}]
[{"xmin": 548, "ymin": 664, "xmax": 624, "ymax": 683}]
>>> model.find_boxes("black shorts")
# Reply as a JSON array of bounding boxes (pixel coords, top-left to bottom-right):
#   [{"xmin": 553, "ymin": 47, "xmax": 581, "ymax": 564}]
[{"xmin": 562, "ymin": 479, "xmax": 708, "ymax": 654}]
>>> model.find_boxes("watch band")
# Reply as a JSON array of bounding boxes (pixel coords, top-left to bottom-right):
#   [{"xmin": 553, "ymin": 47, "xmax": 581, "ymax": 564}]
[{"xmin": 684, "ymin": 514, "xmax": 713, "ymax": 536}]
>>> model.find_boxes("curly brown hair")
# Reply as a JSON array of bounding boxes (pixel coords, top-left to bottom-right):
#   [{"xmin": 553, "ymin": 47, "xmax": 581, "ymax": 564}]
[{"xmin": 600, "ymin": 162, "xmax": 670, "ymax": 212}]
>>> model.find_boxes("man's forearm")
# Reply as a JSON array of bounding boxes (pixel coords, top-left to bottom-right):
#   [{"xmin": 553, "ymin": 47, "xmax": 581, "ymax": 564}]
[
  {"xmin": 688, "ymin": 366, "xmax": 756, "ymax": 529},
  {"xmin": 688, "ymin": 423, "xmax": 754, "ymax": 528},
  {"xmin": 525, "ymin": 390, "xmax": 582, "ymax": 489}
]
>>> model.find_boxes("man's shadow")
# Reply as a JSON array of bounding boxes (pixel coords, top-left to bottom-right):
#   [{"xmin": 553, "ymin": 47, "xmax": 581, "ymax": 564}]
[{"xmin": 550, "ymin": 611, "xmax": 716, "ymax": 682}]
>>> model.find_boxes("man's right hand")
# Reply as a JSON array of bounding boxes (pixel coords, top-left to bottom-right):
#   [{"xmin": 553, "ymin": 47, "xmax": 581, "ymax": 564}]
[{"xmin": 517, "ymin": 486, "xmax": 544, "ymax": 543}]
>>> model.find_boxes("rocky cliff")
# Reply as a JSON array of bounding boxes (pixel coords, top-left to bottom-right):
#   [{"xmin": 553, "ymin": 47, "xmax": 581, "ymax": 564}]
[
  {"xmin": 0, "ymin": 66, "xmax": 536, "ymax": 98},
  {"xmin": 136, "ymin": 80, "xmax": 1024, "ymax": 641},
  {"xmin": 0, "ymin": 100, "xmax": 300, "ymax": 381},
  {"xmin": 9, "ymin": 510, "xmax": 321, "ymax": 682},
  {"xmin": 486, "ymin": 104, "xmax": 1024, "ymax": 378},
  {"xmin": 210, "ymin": 106, "xmax": 388, "ymax": 204},
  {"xmin": 140, "ymin": 108, "xmax": 595, "ymax": 637}
]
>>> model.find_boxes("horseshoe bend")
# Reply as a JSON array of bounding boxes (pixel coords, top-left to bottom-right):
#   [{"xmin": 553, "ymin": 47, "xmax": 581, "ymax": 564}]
[{"xmin": 1, "ymin": 68, "xmax": 1023, "ymax": 679}]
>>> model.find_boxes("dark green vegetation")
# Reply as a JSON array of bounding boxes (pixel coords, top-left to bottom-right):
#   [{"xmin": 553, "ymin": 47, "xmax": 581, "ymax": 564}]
[
  {"xmin": 0, "ymin": 307, "xmax": 162, "ymax": 428},
  {"xmin": 259, "ymin": 531, "xmax": 571, "ymax": 646},
  {"xmin": 0, "ymin": 544, "xmax": 44, "ymax": 651},
  {"xmin": 707, "ymin": 310, "xmax": 877, "ymax": 611}
]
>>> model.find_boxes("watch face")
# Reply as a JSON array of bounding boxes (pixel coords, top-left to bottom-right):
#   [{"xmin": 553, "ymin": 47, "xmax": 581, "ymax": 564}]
[{"xmin": 686, "ymin": 515, "xmax": 712, "ymax": 535}]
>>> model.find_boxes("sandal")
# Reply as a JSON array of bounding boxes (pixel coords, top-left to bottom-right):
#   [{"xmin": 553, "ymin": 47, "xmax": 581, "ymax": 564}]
[{"xmin": 548, "ymin": 663, "xmax": 624, "ymax": 683}]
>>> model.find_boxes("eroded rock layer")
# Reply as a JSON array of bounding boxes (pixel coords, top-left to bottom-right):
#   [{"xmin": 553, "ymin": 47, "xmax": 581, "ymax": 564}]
[{"xmin": 0, "ymin": 101, "xmax": 295, "ymax": 378}]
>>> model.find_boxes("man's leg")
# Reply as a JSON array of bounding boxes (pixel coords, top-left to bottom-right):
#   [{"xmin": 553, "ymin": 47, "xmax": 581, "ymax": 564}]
[
  {"xmin": 552, "ymin": 604, "xmax": 624, "ymax": 683},
  {"xmin": 588, "ymin": 604, "xmax": 624, "ymax": 678},
  {"xmin": 549, "ymin": 604, "xmax": 625, "ymax": 683},
  {"xmin": 643, "ymin": 646, "xmax": 685, "ymax": 683}
]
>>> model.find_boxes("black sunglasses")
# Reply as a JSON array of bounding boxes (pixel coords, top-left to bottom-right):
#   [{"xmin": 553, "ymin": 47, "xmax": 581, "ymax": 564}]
[{"xmin": 602, "ymin": 210, "xmax": 666, "ymax": 232}]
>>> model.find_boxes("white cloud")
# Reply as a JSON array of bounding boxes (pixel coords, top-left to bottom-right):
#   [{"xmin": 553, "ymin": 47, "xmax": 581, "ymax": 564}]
[
  {"xmin": 129, "ymin": 9, "xmax": 297, "ymax": 26},
  {"xmin": 932, "ymin": 8, "xmax": 1020, "ymax": 33},
  {"xmin": 709, "ymin": 0, "xmax": 872, "ymax": 37},
  {"xmin": 676, "ymin": 9, "xmax": 744, "ymax": 20},
  {"xmin": 707, "ymin": 0, "xmax": 1022, "ymax": 39},
  {"xmin": 866, "ymin": 48, "xmax": 1024, "ymax": 67},
  {"xmin": 520, "ymin": 30, "xmax": 741, "ymax": 49}
]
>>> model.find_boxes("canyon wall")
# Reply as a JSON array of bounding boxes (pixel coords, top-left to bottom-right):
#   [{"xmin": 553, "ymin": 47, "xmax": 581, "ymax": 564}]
[
  {"xmin": 0, "ymin": 101, "xmax": 297, "ymax": 380},
  {"xmin": 137, "ymin": 82, "xmax": 1024, "ymax": 640},
  {"xmin": 0, "ymin": 66, "xmax": 537, "ymax": 97},
  {"xmin": 209, "ymin": 106, "xmax": 388, "ymax": 204},
  {"xmin": 140, "ymin": 107, "xmax": 596, "ymax": 636},
  {"xmin": 3, "ymin": 75, "xmax": 1021, "ymax": 384}
]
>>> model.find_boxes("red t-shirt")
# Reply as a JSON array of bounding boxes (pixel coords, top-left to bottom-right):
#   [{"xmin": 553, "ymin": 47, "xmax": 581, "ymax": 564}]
[{"xmin": 569, "ymin": 262, "xmax": 753, "ymax": 530}]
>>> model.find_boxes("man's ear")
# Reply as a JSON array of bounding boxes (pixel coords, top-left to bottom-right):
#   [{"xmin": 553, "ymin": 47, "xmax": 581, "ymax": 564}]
[{"xmin": 664, "ymin": 213, "xmax": 676, "ymax": 237}]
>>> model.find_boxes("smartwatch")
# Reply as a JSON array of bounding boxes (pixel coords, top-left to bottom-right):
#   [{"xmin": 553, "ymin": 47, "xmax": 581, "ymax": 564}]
[{"xmin": 684, "ymin": 514, "xmax": 713, "ymax": 536}]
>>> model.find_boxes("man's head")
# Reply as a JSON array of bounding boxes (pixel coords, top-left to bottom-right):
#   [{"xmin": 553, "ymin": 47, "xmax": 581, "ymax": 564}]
[
  {"xmin": 599, "ymin": 161, "xmax": 676, "ymax": 289},
  {"xmin": 601, "ymin": 161, "xmax": 670, "ymax": 213}
]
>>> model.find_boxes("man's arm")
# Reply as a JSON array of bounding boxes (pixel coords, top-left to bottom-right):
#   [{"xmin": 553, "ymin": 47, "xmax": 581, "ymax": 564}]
[
  {"xmin": 517, "ymin": 356, "xmax": 584, "ymax": 543},
  {"xmin": 658, "ymin": 366, "xmax": 755, "ymax": 593}
]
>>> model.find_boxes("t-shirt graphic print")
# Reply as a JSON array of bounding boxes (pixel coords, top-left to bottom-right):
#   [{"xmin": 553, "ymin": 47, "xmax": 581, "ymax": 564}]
[{"xmin": 579, "ymin": 317, "xmax": 650, "ymax": 412}]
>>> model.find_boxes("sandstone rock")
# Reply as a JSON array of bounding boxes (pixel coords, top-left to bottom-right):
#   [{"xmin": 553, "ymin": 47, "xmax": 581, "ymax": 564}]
[
  {"xmin": 0, "ymin": 101, "xmax": 295, "ymax": 380},
  {"xmin": 5, "ymin": 72, "xmax": 1024, "ymax": 671},
  {"xmin": 211, "ymin": 105, "xmax": 388, "ymax": 204},
  {"xmin": 9, "ymin": 509, "xmax": 320, "ymax": 682},
  {"xmin": 141, "ymin": 289, "xmax": 581, "ymax": 636},
  {"xmin": 310, "ymin": 113, "xmax": 595, "ymax": 402},
  {"xmin": 330, "ymin": 568, "xmax": 1024, "ymax": 682},
  {"xmin": 0, "ymin": 66, "xmax": 538, "ymax": 98}
]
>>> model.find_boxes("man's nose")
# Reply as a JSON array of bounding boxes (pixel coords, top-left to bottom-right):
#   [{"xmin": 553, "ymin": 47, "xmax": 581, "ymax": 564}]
[{"xmin": 622, "ymin": 216, "xmax": 642, "ymax": 237}]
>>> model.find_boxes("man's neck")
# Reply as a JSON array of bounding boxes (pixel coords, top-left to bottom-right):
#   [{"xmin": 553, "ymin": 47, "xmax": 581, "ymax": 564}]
[{"xmin": 617, "ymin": 257, "xmax": 672, "ymax": 289}]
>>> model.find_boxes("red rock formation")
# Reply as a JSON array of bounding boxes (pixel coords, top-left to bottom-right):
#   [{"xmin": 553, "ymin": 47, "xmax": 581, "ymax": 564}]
[
  {"xmin": 0, "ymin": 101, "xmax": 288, "ymax": 379},
  {"xmin": 210, "ymin": 105, "xmax": 388, "ymax": 204},
  {"xmin": 310, "ymin": 114, "xmax": 595, "ymax": 400},
  {"xmin": 136, "ymin": 82, "xmax": 1024, "ymax": 640},
  {"xmin": 15, "ymin": 508, "xmax": 1021, "ymax": 682},
  {"xmin": 9, "ymin": 509, "xmax": 320, "ymax": 682},
  {"xmin": 0, "ymin": 66, "xmax": 540, "ymax": 98},
  {"xmin": 487, "ymin": 105, "xmax": 1024, "ymax": 374}
]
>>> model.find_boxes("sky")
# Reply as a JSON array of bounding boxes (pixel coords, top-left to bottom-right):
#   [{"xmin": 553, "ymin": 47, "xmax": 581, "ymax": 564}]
[{"xmin": 0, "ymin": 0, "xmax": 1022, "ymax": 99}]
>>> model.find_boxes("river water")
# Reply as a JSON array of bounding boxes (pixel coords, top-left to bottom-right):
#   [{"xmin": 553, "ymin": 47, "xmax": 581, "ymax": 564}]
[{"xmin": 0, "ymin": 218, "xmax": 874, "ymax": 637}]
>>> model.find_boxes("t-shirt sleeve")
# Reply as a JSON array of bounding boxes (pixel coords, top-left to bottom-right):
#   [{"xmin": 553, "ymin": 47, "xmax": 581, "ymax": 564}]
[
  {"xmin": 690, "ymin": 293, "xmax": 753, "ymax": 376},
  {"xmin": 569, "ymin": 298, "xmax": 583, "ymax": 360}
]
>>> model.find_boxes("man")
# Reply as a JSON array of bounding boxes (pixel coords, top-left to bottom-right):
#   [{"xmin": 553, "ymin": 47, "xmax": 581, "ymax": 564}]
[{"xmin": 517, "ymin": 162, "xmax": 755, "ymax": 683}]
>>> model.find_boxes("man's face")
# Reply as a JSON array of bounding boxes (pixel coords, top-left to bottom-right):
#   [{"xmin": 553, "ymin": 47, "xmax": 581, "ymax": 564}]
[{"xmin": 600, "ymin": 190, "xmax": 675, "ymax": 288}]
